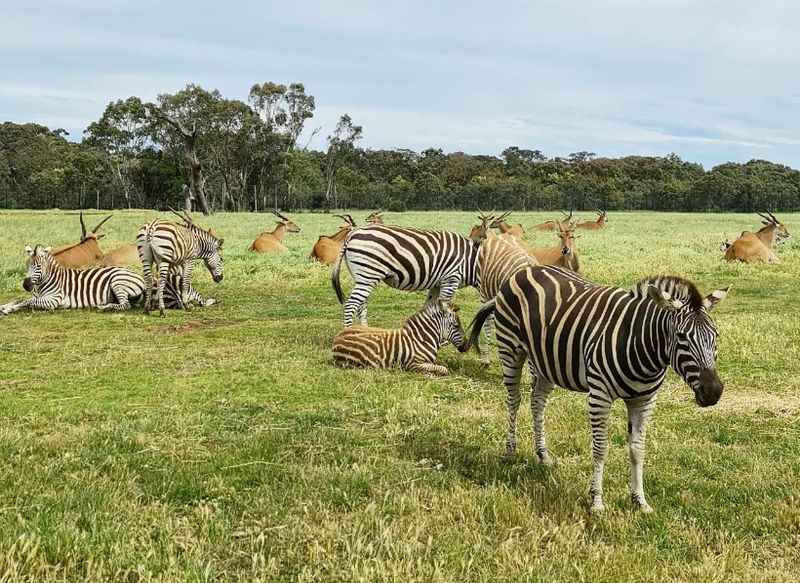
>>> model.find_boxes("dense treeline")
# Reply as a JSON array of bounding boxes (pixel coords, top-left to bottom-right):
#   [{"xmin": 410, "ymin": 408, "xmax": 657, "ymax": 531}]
[{"xmin": 2, "ymin": 82, "xmax": 799, "ymax": 213}]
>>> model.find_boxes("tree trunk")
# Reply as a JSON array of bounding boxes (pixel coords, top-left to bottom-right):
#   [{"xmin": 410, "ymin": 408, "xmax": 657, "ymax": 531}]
[
  {"xmin": 152, "ymin": 108, "xmax": 211, "ymax": 215},
  {"xmin": 182, "ymin": 184, "xmax": 193, "ymax": 213}
]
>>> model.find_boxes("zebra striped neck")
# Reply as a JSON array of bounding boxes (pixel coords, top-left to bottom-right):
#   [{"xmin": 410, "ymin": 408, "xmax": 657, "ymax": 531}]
[{"xmin": 461, "ymin": 242, "xmax": 481, "ymax": 287}]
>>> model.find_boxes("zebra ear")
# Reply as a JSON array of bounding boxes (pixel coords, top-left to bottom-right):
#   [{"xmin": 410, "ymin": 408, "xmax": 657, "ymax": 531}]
[
  {"xmin": 24, "ymin": 245, "xmax": 33, "ymax": 256},
  {"xmin": 648, "ymin": 286, "xmax": 683, "ymax": 310},
  {"xmin": 217, "ymin": 238, "xmax": 224, "ymax": 248},
  {"xmin": 43, "ymin": 246, "xmax": 52, "ymax": 254},
  {"xmin": 703, "ymin": 286, "xmax": 730, "ymax": 311}
]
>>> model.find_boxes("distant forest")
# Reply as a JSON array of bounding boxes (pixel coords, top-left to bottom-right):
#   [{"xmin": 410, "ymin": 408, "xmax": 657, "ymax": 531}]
[{"xmin": 2, "ymin": 82, "xmax": 799, "ymax": 214}]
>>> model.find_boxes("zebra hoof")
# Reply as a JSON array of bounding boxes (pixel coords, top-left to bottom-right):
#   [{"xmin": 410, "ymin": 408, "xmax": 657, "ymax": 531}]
[
  {"xmin": 590, "ymin": 496, "xmax": 605, "ymax": 513},
  {"xmin": 631, "ymin": 494, "xmax": 653, "ymax": 513},
  {"xmin": 537, "ymin": 452, "xmax": 555, "ymax": 466},
  {"xmin": 159, "ymin": 310, "xmax": 166, "ymax": 318},
  {"xmin": 478, "ymin": 360, "xmax": 491, "ymax": 369}
]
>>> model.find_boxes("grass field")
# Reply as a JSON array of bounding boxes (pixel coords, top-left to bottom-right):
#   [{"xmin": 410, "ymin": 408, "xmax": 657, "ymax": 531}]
[{"xmin": 0, "ymin": 209, "xmax": 799, "ymax": 582}]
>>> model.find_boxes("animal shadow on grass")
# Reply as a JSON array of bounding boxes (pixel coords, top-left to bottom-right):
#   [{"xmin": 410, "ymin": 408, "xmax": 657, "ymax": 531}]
[{"xmin": 394, "ymin": 424, "xmax": 579, "ymax": 513}]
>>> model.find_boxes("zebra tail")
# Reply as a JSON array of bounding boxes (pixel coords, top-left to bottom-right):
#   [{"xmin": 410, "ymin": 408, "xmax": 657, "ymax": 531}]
[
  {"xmin": 331, "ymin": 246, "xmax": 346, "ymax": 305},
  {"xmin": 467, "ymin": 298, "xmax": 497, "ymax": 354}
]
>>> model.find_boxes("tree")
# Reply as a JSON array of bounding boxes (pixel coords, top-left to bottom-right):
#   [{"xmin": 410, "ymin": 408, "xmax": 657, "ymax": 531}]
[{"xmin": 324, "ymin": 114, "xmax": 362, "ymax": 208}]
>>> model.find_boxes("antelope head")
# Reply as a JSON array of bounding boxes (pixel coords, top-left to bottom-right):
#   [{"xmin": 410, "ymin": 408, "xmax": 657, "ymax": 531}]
[
  {"xmin": 757, "ymin": 211, "xmax": 790, "ymax": 244},
  {"xmin": 272, "ymin": 210, "xmax": 301, "ymax": 233},
  {"xmin": 366, "ymin": 210, "xmax": 384, "ymax": 225},
  {"xmin": 469, "ymin": 210, "xmax": 494, "ymax": 242}
]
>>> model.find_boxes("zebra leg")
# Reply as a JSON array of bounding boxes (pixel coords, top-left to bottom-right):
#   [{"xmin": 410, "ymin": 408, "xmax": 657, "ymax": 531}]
[
  {"xmin": 625, "ymin": 395, "xmax": 657, "ymax": 513},
  {"xmin": 98, "ymin": 284, "xmax": 132, "ymax": 311},
  {"xmin": 531, "ymin": 372, "xmax": 555, "ymax": 465},
  {"xmin": 156, "ymin": 263, "xmax": 170, "ymax": 317},
  {"xmin": 140, "ymin": 252, "xmax": 154, "ymax": 314},
  {"xmin": 408, "ymin": 361, "xmax": 449, "ymax": 376},
  {"xmin": 587, "ymin": 391, "xmax": 613, "ymax": 512},
  {"xmin": 479, "ymin": 313, "xmax": 495, "ymax": 366},
  {"xmin": 498, "ymin": 347, "xmax": 525, "ymax": 457},
  {"xmin": 343, "ymin": 282, "xmax": 375, "ymax": 327},
  {"xmin": 180, "ymin": 262, "xmax": 194, "ymax": 311},
  {"xmin": 1, "ymin": 294, "xmax": 60, "ymax": 314}
]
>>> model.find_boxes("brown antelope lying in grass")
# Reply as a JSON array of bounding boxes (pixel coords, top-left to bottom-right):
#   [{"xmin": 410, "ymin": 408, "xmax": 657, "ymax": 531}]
[
  {"xmin": 249, "ymin": 210, "xmax": 301, "ymax": 253},
  {"xmin": 311, "ymin": 214, "xmax": 357, "ymax": 265},
  {"xmin": 52, "ymin": 212, "xmax": 139, "ymax": 268},
  {"xmin": 577, "ymin": 209, "xmax": 608, "ymax": 230},
  {"xmin": 332, "ymin": 295, "xmax": 468, "ymax": 376},
  {"xmin": 366, "ymin": 210, "xmax": 384, "ymax": 225},
  {"xmin": 533, "ymin": 210, "xmax": 576, "ymax": 232},
  {"xmin": 724, "ymin": 212, "xmax": 791, "ymax": 263},
  {"xmin": 530, "ymin": 223, "xmax": 580, "ymax": 271}
]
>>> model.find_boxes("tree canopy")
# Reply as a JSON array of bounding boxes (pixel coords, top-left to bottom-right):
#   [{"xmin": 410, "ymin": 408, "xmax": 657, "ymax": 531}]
[{"xmin": 2, "ymin": 82, "xmax": 798, "ymax": 212}]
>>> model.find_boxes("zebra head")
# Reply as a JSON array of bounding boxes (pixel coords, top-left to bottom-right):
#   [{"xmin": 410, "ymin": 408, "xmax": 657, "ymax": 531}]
[
  {"xmin": 648, "ymin": 282, "xmax": 730, "ymax": 407},
  {"xmin": 426, "ymin": 298, "xmax": 468, "ymax": 352},
  {"xmin": 23, "ymin": 245, "xmax": 54, "ymax": 291},
  {"xmin": 196, "ymin": 227, "xmax": 224, "ymax": 283}
]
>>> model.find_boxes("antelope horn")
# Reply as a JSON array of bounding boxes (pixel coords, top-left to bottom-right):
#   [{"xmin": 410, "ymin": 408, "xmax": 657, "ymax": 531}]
[
  {"xmin": 168, "ymin": 207, "xmax": 188, "ymax": 224},
  {"xmin": 79, "ymin": 211, "xmax": 87, "ymax": 239},
  {"xmin": 767, "ymin": 211, "xmax": 779, "ymax": 223},
  {"xmin": 91, "ymin": 214, "xmax": 113, "ymax": 234},
  {"xmin": 498, "ymin": 211, "xmax": 512, "ymax": 220}
]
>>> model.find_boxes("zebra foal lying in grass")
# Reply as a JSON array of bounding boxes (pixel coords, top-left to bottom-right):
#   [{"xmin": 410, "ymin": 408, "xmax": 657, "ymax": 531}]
[
  {"xmin": 332, "ymin": 296, "xmax": 468, "ymax": 376},
  {"xmin": 0, "ymin": 245, "xmax": 145, "ymax": 315},
  {"xmin": 467, "ymin": 266, "xmax": 730, "ymax": 512}
]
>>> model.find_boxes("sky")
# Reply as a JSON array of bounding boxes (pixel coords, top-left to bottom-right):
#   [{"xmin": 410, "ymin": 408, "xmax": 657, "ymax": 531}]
[{"xmin": 2, "ymin": 0, "xmax": 799, "ymax": 169}]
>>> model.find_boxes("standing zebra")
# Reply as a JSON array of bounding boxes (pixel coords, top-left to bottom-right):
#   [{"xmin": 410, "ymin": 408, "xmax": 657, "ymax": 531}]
[
  {"xmin": 467, "ymin": 266, "xmax": 729, "ymax": 512},
  {"xmin": 474, "ymin": 231, "xmax": 539, "ymax": 365},
  {"xmin": 332, "ymin": 296, "xmax": 467, "ymax": 375},
  {"xmin": 0, "ymin": 245, "xmax": 145, "ymax": 315},
  {"xmin": 137, "ymin": 211, "xmax": 224, "ymax": 317},
  {"xmin": 332, "ymin": 221, "xmax": 489, "ymax": 327}
]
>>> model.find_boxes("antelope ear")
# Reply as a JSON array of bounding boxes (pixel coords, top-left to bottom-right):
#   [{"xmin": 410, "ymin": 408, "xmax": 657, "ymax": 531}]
[
  {"xmin": 42, "ymin": 246, "xmax": 52, "ymax": 255},
  {"xmin": 648, "ymin": 286, "xmax": 683, "ymax": 310},
  {"xmin": 24, "ymin": 245, "xmax": 34, "ymax": 256},
  {"xmin": 703, "ymin": 286, "xmax": 730, "ymax": 311}
]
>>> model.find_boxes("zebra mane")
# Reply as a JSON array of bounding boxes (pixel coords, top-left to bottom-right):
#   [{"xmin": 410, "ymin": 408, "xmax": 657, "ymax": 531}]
[{"xmin": 631, "ymin": 275, "xmax": 703, "ymax": 311}]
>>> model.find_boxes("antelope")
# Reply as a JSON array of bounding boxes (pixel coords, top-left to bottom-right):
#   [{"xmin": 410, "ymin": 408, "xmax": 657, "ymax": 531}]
[
  {"xmin": 51, "ymin": 212, "xmax": 112, "ymax": 268},
  {"xmin": 311, "ymin": 214, "xmax": 357, "ymax": 266},
  {"xmin": 533, "ymin": 210, "xmax": 576, "ymax": 232},
  {"xmin": 529, "ymin": 223, "xmax": 580, "ymax": 272},
  {"xmin": 366, "ymin": 211, "xmax": 384, "ymax": 225},
  {"xmin": 249, "ymin": 210, "xmax": 302, "ymax": 253},
  {"xmin": 577, "ymin": 209, "xmax": 608, "ymax": 230},
  {"xmin": 490, "ymin": 211, "xmax": 525, "ymax": 239},
  {"xmin": 100, "ymin": 244, "xmax": 140, "ymax": 267},
  {"xmin": 724, "ymin": 212, "xmax": 791, "ymax": 263}
]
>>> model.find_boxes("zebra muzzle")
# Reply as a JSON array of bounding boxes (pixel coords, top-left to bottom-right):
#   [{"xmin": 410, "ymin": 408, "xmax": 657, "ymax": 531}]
[
  {"xmin": 22, "ymin": 278, "xmax": 33, "ymax": 292},
  {"xmin": 694, "ymin": 368, "xmax": 723, "ymax": 407}
]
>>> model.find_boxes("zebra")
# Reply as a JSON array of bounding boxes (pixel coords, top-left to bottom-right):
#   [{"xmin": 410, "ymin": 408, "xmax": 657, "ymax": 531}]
[
  {"xmin": 474, "ymin": 233, "xmax": 539, "ymax": 365},
  {"xmin": 331, "ymin": 220, "xmax": 489, "ymax": 327},
  {"xmin": 136, "ymin": 210, "xmax": 224, "ymax": 317},
  {"xmin": 161, "ymin": 270, "xmax": 218, "ymax": 310},
  {"xmin": 332, "ymin": 295, "xmax": 467, "ymax": 376},
  {"xmin": 467, "ymin": 266, "xmax": 729, "ymax": 512},
  {"xmin": 0, "ymin": 245, "xmax": 145, "ymax": 315}
]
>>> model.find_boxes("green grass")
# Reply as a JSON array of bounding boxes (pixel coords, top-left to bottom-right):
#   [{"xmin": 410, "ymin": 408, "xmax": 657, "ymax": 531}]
[{"xmin": 0, "ymin": 209, "xmax": 799, "ymax": 582}]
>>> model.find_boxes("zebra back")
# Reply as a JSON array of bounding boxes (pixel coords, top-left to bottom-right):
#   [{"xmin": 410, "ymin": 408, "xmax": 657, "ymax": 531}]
[
  {"xmin": 342, "ymin": 225, "xmax": 481, "ymax": 292},
  {"xmin": 476, "ymin": 235, "xmax": 539, "ymax": 301}
]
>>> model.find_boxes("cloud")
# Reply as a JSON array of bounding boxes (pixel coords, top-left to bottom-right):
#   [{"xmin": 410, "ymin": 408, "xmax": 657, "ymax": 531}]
[{"xmin": 1, "ymin": 0, "xmax": 799, "ymax": 168}]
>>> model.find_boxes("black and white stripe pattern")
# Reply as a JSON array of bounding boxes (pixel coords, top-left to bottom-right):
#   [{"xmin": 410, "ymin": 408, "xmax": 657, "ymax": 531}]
[
  {"xmin": 468, "ymin": 266, "xmax": 729, "ymax": 512},
  {"xmin": 474, "ymin": 235, "xmax": 539, "ymax": 364},
  {"xmin": 0, "ymin": 245, "xmax": 145, "ymax": 315},
  {"xmin": 137, "ymin": 219, "xmax": 224, "ymax": 317},
  {"xmin": 161, "ymin": 271, "xmax": 217, "ymax": 309},
  {"xmin": 333, "ymin": 298, "xmax": 467, "ymax": 375},
  {"xmin": 332, "ymin": 224, "xmax": 484, "ymax": 326}
]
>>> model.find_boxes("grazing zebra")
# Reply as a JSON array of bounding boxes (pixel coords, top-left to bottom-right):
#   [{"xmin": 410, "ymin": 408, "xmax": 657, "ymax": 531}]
[
  {"xmin": 137, "ymin": 211, "xmax": 224, "ymax": 317},
  {"xmin": 332, "ymin": 221, "xmax": 488, "ymax": 327},
  {"xmin": 474, "ymin": 232, "xmax": 539, "ymax": 365},
  {"xmin": 332, "ymin": 296, "xmax": 467, "ymax": 375},
  {"xmin": 467, "ymin": 266, "xmax": 729, "ymax": 512},
  {"xmin": 0, "ymin": 245, "xmax": 145, "ymax": 315}
]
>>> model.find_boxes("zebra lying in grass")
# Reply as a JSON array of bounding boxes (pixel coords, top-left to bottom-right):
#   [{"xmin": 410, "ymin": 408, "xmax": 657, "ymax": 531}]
[
  {"xmin": 0, "ymin": 245, "xmax": 145, "ymax": 315},
  {"xmin": 0, "ymin": 246, "xmax": 216, "ymax": 316},
  {"xmin": 332, "ymin": 296, "xmax": 468, "ymax": 376},
  {"xmin": 467, "ymin": 266, "xmax": 729, "ymax": 512}
]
